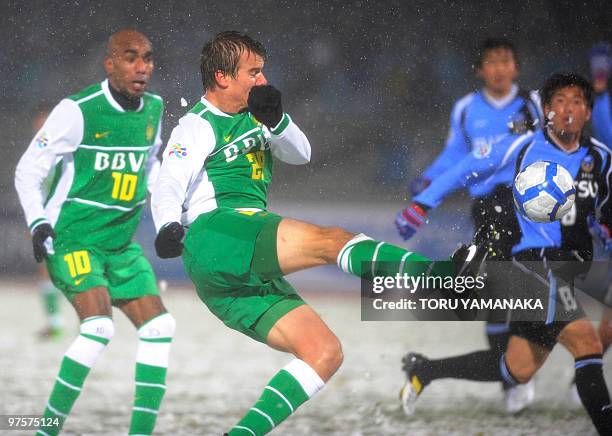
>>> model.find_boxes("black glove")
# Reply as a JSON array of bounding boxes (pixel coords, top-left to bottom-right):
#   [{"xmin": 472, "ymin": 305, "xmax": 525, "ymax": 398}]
[
  {"xmin": 32, "ymin": 223, "xmax": 55, "ymax": 263},
  {"xmin": 155, "ymin": 222, "xmax": 185, "ymax": 259},
  {"xmin": 247, "ymin": 85, "xmax": 283, "ymax": 128}
]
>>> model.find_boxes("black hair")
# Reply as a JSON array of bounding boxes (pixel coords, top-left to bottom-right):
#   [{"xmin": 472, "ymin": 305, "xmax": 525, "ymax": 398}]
[
  {"xmin": 540, "ymin": 73, "xmax": 594, "ymax": 111},
  {"xmin": 476, "ymin": 37, "xmax": 518, "ymax": 67},
  {"xmin": 200, "ymin": 31, "xmax": 267, "ymax": 91}
]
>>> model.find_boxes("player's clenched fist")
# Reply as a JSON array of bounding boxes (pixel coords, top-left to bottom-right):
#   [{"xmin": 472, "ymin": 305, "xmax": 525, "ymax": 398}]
[
  {"xmin": 248, "ymin": 85, "xmax": 283, "ymax": 128},
  {"xmin": 155, "ymin": 222, "xmax": 185, "ymax": 258},
  {"xmin": 395, "ymin": 203, "xmax": 429, "ymax": 241},
  {"xmin": 31, "ymin": 223, "xmax": 55, "ymax": 262}
]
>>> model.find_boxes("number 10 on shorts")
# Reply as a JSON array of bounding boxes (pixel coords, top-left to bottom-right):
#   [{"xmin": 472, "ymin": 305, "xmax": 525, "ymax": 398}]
[{"xmin": 63, "ymin": 250, "xmax": 91, "ymax": 278}]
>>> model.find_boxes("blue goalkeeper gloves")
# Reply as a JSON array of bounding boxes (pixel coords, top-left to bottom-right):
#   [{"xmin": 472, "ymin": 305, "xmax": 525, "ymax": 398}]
[
  {"xmin": 587, "ymin": 215, "xmax": 612, "ymax": 253},
  {"xmin": 395, "ymin": 203, "xmax": 429, "ymax": 241}
]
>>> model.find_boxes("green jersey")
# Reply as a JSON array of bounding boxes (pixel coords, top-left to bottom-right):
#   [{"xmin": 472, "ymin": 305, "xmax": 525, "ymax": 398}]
[
  {"xmin": 151, "ymin": 96, "xmax": 311, "ymax": 231},
  {"xmin": 15, "ymin": 79, "xmax": 164, "ymax": 251}
]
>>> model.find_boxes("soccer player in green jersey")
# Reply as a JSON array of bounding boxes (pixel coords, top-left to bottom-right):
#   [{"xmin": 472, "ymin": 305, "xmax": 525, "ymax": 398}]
[
  {"xmin": 151, "ymin": 31, "xmax": 464, "ymax": 435},
  {"xmin": 15, "ymin": 30, "xmax": 175, "ymax": 436}
]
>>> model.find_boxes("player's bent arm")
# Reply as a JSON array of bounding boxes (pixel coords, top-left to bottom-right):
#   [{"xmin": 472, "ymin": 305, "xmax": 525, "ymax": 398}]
[
  {"xmin": 414, "ymin": 153, "xmax": 477, "ymax": 209},
  {"xmin": 14, "ymin": 99, "xmax": 83, "ymax": 231},
  {"xmin": 268, "ymin": 114, "xmax": 311, "ymax": 165},
  {"xmin": 415, "ymin": 132, "xmax": 531, "ymax": 209},
  {"xmin": 146, "ymin": 117, "xmax": 164, "ymax": 193},
  {"xmin": 151, "ymin": 115, "xmax": 214, "ymax": 232}
]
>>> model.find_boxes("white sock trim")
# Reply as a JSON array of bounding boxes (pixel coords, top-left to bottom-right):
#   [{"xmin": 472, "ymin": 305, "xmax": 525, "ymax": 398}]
[
  {"xmin": 136, "ymin": 313, "xmax": 175, "ymax": 368},
  {"xmin": 250, "ymin": 407, "xmax": 275, "ymax": 427},
  {"xmin": 46, "ymin": 402, "xmax": 67, "ymax": 418},
  {"xmin": 135, "ymin": 381, "xmax": 167, "ymax": 389},
  {"xmin": 336, "ymin": 233, "xmax": 372, "ymax": 273},
  {"xmin": 283, "ymin": 359, "xmax": 325, "ymax": 399},
  {"xmin": 137, "ymin": 313, "xmax": 176, "ymax": 338},
  {"xmin": 56, "ymin": 376, "xmax": 81, "ymax": 392},
  {"xmin": 265, "ymin": 386, "xmax": 294, "ymax": 412},
  {"xmin": 80, "ymin": 316, "xmax": 114, "ymax": 340},
  {"xmin": 398, "ymin": 251, "xmax": 413, "ymax": 274},
  {"xmin": 132, "ymin": 406, "xmax": 158, "ymax": 415}
]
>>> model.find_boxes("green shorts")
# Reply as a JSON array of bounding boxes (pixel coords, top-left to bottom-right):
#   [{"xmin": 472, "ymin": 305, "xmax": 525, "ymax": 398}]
[
  {"xmin": 183, "ymin": 208, "xmax": 305, "ymax": 343},
  {"xmin": 46, "ymin": 242, "xmax": 159, "ymax": 301}
]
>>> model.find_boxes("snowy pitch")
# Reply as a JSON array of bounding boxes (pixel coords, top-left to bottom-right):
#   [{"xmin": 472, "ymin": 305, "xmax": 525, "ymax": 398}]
[{"xmin": 1, "ymin": 282, "xmax": 606, "ymax": 435}]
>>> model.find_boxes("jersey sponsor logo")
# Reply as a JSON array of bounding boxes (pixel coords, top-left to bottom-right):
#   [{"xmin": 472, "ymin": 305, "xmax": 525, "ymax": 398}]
[
  {"xmin": 94, "ymin": 151, "xmax": 145, "ymax": 172},
  {"xmin": 224, "ymin": 132, "xmax": 268, "ymax": 163},
  {"xmin": 74, "ymin": 277, "xmax": 86, "ymax": 286},
  {"xmin": 168, "ymin": 143, "xmax": 187, "ymax": 158},
  {"xmin": 224, "ymin": 134, "xmax": 232, "ymax": 142},
  {"xmin": 580, "ymin": 155, "xmax": 594, "ymax": 173},
  {"xmin": 94, "ymin": 131, "xmax": 111, "ymax": 139},
  {"xmin": 471, "ymin": 134, "xmax": 506, "ymax": 159},
  {"xmin": 576, "ymin": 180, "xmax": 598, "ymax": 198},
  {"xmin": 35, "ymin": 132, "xmax": 49, "ymax": 149}
]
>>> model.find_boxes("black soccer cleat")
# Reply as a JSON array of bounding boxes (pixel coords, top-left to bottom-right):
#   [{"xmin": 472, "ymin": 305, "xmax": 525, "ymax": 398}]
[
  {"xmin": 451, "ymin": 224, "xmax": 493, "ymax": 279},
  {"xmin": 400, "ymin": 352, "xmax": 429, "ymax": 415}
]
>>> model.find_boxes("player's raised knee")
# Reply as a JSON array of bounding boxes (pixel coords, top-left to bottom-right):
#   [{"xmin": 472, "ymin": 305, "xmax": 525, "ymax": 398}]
[{"xmin": 318, "ymin": 336, "xmax": 344, "ymax": 374}]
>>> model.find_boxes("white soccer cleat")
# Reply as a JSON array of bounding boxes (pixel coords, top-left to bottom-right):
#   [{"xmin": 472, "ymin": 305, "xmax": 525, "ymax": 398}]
[
  {"xmin": 505, "ymin": 379, "xmax": 535, "ymax": 413},
  {"xmin": 399, "ymin": 379, "xmax": 421, "ymax": 416},
  {"xmin": 400, "ymin": 353, "xmax": 427, "ymax": 416}
]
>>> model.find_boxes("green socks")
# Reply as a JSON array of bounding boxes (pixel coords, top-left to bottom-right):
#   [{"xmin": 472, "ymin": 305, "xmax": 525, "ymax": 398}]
[
  {"xmin": 37, "ymin": 316, "xmax": 114, "ymax": 435},
  {"xmin": 228, "ymin": 359, "xmax": 324, "ymax": 435}
]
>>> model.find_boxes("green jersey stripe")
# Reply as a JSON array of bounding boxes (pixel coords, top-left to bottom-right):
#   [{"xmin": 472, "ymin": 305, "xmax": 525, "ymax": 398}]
[
  {"xmin": 79, "ymin": 144, "xmax": 151, "ymax": 151},
  {"xmin": 66, "ymin": 197, "xmax": 146, "ymax": 211},
  {"xmin": 208, "ymin": 126, "xmax": 262, "ymax": 158}
]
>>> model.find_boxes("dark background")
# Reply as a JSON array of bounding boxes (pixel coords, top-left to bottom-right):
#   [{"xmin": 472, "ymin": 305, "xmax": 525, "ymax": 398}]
[{"xmin": 1, "ymin": 0, "xmax": 611, "ymax": 273}]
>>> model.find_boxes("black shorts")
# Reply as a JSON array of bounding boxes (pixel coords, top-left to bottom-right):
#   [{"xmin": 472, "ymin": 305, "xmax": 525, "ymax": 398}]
[{"xmin": 506, "ymin": 255, "xmax": 586, "ymax": 350}]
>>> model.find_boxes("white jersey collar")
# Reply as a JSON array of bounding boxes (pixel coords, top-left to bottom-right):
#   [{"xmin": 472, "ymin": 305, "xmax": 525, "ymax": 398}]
[
  {"xmin": 200, "ymin": 96, "xmax": 234, "ymax": 118},
  {"xmin": 102, "ymin": 79, "xmax": 144, "ymax": 113},
  {"xmin": 482, "ymin": 84, "xmax": 518, "ymax": 110}
]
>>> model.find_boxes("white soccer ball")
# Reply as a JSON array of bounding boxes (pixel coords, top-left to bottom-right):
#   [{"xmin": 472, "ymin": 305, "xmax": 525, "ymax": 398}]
[{"xmin": 513, "ymin": 161, "xmax": 576, "ymax": 223}]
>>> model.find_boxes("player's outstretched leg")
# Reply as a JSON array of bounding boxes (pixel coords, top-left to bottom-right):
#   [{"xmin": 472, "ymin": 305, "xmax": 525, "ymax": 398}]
[
  {"xmin": 37, "ymin": 316, "xmax": 114, "ymax": 435},
  {"xmin": 336, "ymin": 233, "xmax": 439, "ymax": 278},
  {"xmin": 227, "ymin": 305, "xmax": 341, "ymax": 436},
  {"xmin": 484, "ymin": 322, "xmax": 535, "ymax": 413},
  {"xmin": 399, "ymin": 348, "xmax": 517, "ymax": 415}
]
